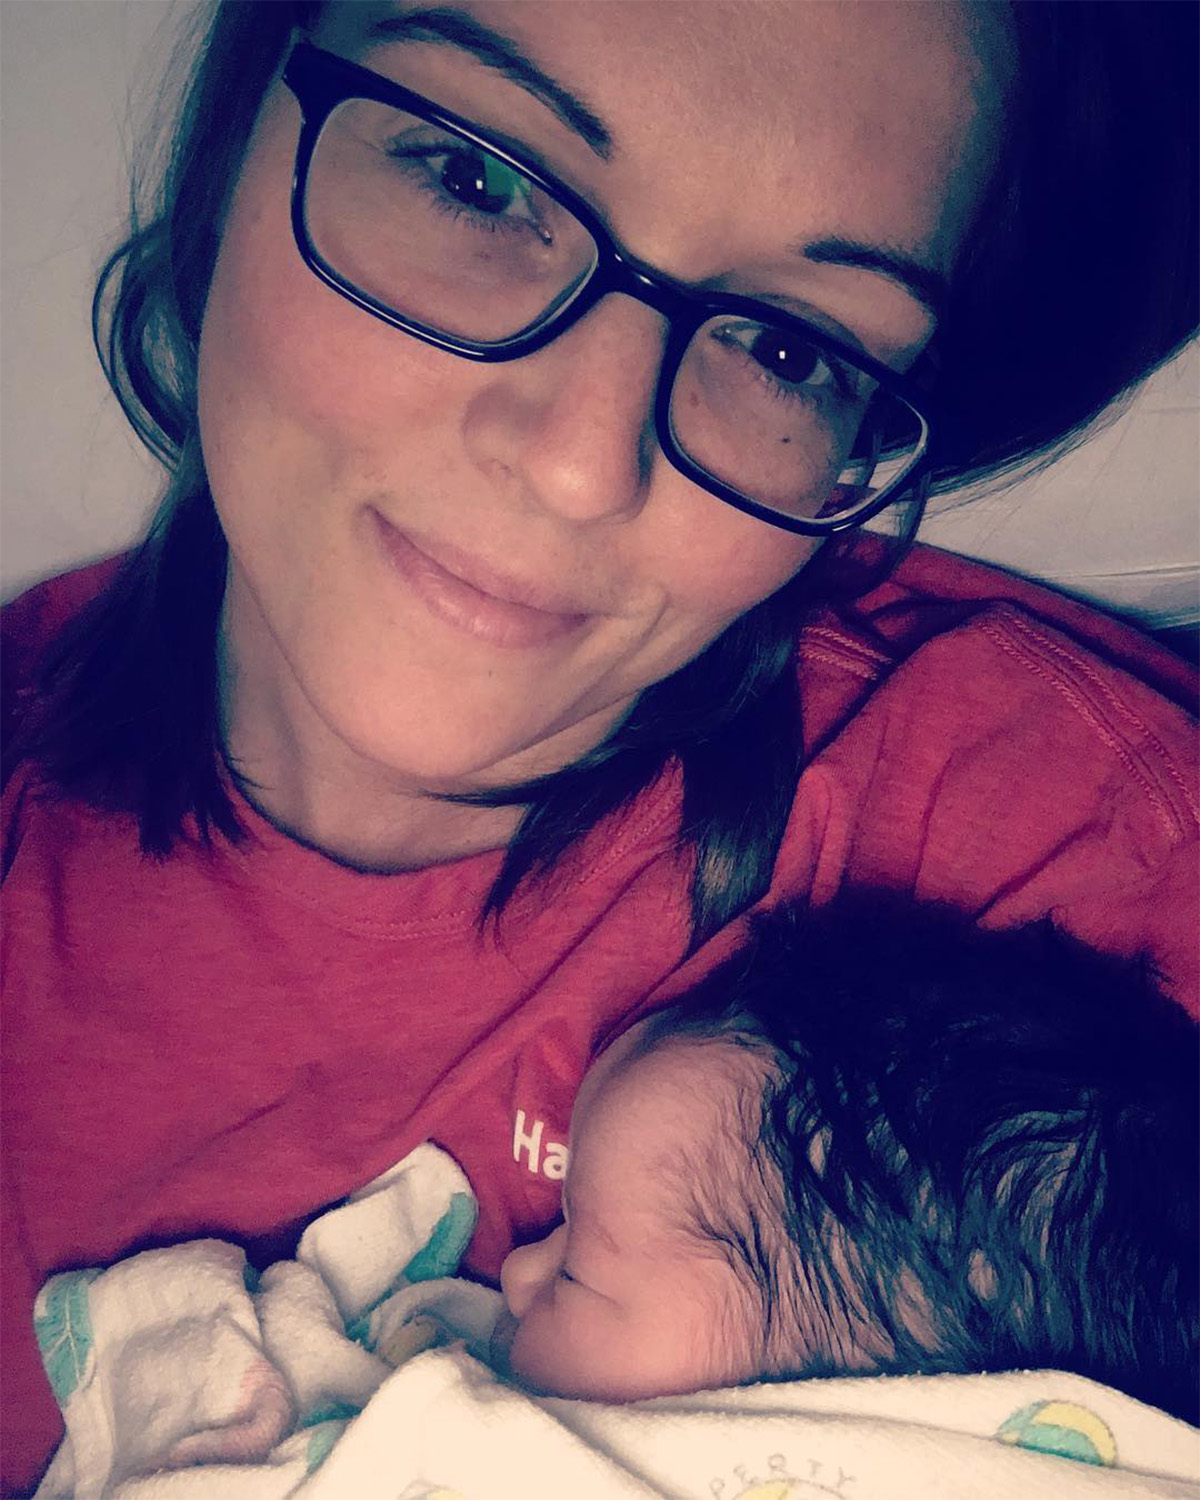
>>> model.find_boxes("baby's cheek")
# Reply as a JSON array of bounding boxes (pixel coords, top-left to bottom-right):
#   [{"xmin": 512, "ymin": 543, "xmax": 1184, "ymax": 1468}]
[
  {"xmin": 504, "ymin": 1304, "xmax": 568, "ymax": 1393},
  {"xmin": 504, "ymin": 1297, "xmax": 609, "ymax": 1399}
]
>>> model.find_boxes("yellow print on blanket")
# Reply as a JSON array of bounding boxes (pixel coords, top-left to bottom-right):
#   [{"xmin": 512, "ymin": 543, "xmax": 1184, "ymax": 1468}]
[
  {"xmin": 711, "ymin": 1452, "xmax": 853, "ymax": 1498},
  {"xmin": 996, "ymin": 1401, "xmax": 1118, "ymax": 1467}
]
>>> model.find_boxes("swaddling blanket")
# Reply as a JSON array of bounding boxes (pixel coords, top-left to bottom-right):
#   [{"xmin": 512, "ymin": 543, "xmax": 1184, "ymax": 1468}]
[
  {"xmin": 33, "ymin": 1144, "xmax": 499, "ymax": 1498},
  {"xmin": 34, "ymin": 1146, "xmax": 1200, "ymax": 1500}
]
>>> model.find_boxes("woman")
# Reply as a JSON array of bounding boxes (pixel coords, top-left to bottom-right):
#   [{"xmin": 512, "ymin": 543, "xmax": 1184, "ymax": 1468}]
[{"xmin": 3, "ymin": 2, "xmax": 1196, "ymax": 1489}]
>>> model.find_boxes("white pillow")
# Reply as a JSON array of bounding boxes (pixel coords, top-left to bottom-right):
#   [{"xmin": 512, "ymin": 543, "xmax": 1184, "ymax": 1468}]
[{"xmin": 914, "ymin": 340, "xmax": 1200, "ymax": 630}]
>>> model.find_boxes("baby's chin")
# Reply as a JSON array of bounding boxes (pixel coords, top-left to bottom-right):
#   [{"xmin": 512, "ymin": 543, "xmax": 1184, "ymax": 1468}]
[
  {"xmin": 492, "ymin": 1332, "xmax": 733, "ymax": 1404},
  {"xmin": 490, "ymin": 1317, "xmax": 608, "ymax": 1401}
]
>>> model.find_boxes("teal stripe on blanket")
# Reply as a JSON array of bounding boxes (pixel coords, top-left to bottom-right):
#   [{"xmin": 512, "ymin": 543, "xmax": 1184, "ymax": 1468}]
[
  {"xmin": 33, "ymin": 1269, "xmax": 103, "ymax": 1404},
  {"xmin": 345, "ymin": 1193, "xmax": 479, "ymax": 1348},
  {"xmin": 402, "ymin": 1193, "xmax": 478, "ymax": 1283}
]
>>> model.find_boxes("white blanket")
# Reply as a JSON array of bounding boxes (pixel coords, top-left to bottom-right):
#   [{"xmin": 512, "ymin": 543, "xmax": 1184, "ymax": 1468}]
[{"xmin": 34, "ymin": 1146, "xmax": 1200, "ymax": 1500}]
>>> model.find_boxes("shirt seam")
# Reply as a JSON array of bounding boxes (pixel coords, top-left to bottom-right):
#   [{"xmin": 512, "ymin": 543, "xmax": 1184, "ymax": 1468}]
[
  {"xmin": 801, "ymin": 644, "xmax": 887, "ymax": 684},
  {"xmin": 801, "ymin": 623, "xmax": 893, "ymax": 675},
  {"xmin": 997, "ymin": 608, "xmax": 1200, "ymax": 823},
  {"xmin": 214, "ymin": 776, "xmax": 683, "ymax": 941},
  {"xmin": 977, "ymin": 609, "xmax": 1197, "ymax": 842}
]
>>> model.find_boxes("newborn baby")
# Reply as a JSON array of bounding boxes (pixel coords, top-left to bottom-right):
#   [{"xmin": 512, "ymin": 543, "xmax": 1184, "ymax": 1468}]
[
  {"xmin": 32, "ymin": 896, "xmax": 1198, "ymax": 1499},
  {"xmin": 493, "ymin": 896, "xmax": 1199, "ymax": 1425}
]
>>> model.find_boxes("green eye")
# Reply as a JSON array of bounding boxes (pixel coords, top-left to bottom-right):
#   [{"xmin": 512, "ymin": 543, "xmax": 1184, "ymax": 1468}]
[{"xmin": 441, "ymin": 147, "xmax": 526, "ymax": 215}]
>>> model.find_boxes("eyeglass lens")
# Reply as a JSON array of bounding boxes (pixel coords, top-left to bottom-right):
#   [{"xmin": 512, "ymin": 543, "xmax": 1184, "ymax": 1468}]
[{"xmin": 302, "ymin": 96, "xmax": 924, "ymax": 525}]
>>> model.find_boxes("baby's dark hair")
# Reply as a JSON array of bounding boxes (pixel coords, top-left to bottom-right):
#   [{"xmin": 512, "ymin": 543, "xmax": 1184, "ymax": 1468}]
[{"xmin": 663, "ymin": 894, "xmax": 1199, "ymax": 1422}]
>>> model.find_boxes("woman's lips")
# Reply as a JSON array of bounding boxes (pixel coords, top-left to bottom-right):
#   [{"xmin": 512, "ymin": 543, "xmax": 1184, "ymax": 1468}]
[{"xmin": 369, "ymin": 509, "xmax": 591, "ymax": 649}]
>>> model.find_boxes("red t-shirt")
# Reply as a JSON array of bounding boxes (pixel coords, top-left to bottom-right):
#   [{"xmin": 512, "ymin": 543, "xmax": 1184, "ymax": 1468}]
[{"xmin": 2, "ymin": 546, "xmax": 1196, "ymax": 1493}]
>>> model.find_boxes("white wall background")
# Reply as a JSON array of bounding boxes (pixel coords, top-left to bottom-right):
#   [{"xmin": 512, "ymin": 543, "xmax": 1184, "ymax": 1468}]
[
  {"xmin": 1, "ymin": 0, "xmax": 188, "ymax": 604},
  {"xmin": 2, "ymin": 0, "xmax": 1198, "ymax": 625}
]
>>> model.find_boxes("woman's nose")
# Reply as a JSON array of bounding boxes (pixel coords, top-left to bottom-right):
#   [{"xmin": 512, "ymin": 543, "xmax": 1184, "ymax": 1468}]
[
  {"xmin": 461, "ymin": 296, "xmax": 665, "ymax": 526},
  {"xmin": 499, "ymin": 1223, "xmax": 567, "ymax": 1319}
]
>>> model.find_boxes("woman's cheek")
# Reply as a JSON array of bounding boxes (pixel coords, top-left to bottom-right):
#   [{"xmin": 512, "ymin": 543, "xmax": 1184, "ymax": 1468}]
[
  {"xmin": 644, "ymin": 518, "xmax": 821, "ymax": 670},
  {"xmin": 656, "ymin": 466, "xmax": 823, "ymax": 591},
  {"xmin": 202, "ymin": 86, "xmax": 468, "ymax": 477}
]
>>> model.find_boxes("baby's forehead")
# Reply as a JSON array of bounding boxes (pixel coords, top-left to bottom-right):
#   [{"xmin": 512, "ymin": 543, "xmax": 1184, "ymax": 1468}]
[
  {"xmin": 609, "ymin": 1019, "xmax": 754, "ymax": 1094},
  {"xmin": 570, "ymin": 1028, "xmax": 779, "ymax": 1356},
  {"xmin": 576, "ymin": 1025, "xmax": 764, "ymax": 1170}
]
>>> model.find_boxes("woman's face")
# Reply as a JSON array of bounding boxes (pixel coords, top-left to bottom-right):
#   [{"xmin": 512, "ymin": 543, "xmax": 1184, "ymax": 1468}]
[{"xmin": 200, "ymin": 1, "xmax": 1005, "ymax": 795}]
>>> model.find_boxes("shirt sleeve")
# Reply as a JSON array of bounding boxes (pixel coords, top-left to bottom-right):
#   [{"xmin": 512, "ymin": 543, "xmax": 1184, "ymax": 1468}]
[{"xmin": 774, "ymin": 600, "xmax": 1199, "ymax": 1015}]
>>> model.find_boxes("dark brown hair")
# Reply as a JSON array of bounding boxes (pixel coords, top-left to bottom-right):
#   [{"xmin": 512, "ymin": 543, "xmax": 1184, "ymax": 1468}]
[{"xmin": 671, "ymin": 895, "xmax": 1199, "ymax": 1421}]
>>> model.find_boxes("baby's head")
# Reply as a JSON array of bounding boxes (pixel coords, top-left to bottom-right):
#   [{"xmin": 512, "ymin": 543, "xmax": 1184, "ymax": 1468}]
[{"xmin": 496, "ymin": 896, "xmax": 1199, "ymax": 1419}]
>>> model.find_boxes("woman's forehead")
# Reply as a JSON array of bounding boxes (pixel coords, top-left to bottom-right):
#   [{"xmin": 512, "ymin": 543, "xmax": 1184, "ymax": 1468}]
[{"xmin": 318, "ymin": 1, "xmax": 1011, "ymax": 287}]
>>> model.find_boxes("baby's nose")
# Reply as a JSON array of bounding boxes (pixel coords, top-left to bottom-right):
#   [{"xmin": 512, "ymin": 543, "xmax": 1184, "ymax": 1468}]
[{"xmin": 499, "ymin": 1225, "xmax": 563, "ymax": 1318}]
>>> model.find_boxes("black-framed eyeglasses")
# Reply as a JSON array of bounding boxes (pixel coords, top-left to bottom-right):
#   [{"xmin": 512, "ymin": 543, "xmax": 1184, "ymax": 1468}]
[{"xmin": 282, "ymin": 42, "xmax": 934, "ymax": 536}]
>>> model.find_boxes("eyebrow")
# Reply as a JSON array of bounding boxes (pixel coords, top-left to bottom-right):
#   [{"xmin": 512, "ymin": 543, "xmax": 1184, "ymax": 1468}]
[
  {"xmin": 368, "ymin": 9, "xmax": 944, "ymax": 320},
  {"xmin": 562, "ymin": 1182, "xmax": 621, "ymax": 1257},
  {"xmin": 367, "ymin": 6, "xmax": 614, "ymax": 160},
  {"xmin": 800, "ymin": 236, "xmax": 950, "ymax": 321}
]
